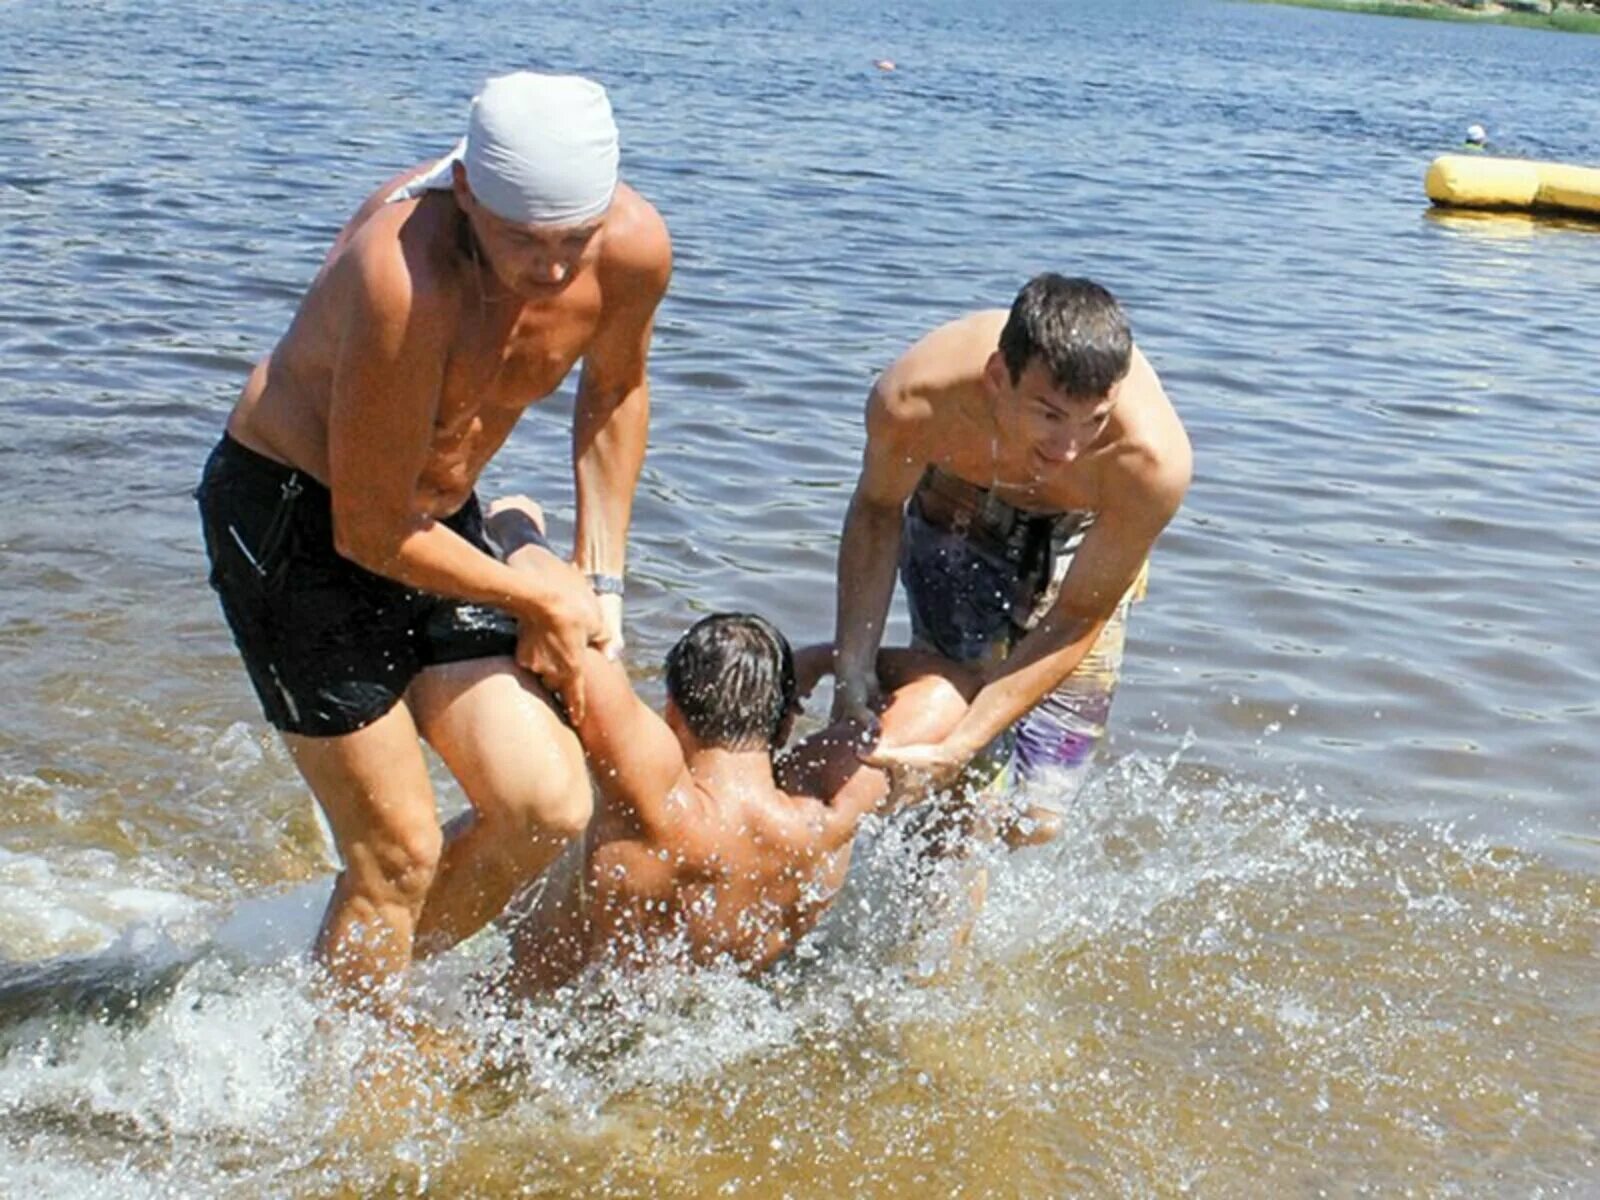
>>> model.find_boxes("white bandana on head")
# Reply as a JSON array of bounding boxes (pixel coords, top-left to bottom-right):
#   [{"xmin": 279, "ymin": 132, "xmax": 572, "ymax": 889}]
[{"xmin": 387, "ymin": 71, "xmax": 619, "ymax": 227}]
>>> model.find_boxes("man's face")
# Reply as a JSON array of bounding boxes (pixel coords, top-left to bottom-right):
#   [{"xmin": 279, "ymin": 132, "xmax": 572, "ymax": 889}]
[
  {"xmin": 473, "ymin": 207, "xmax": 604, "ymax": 297},
  {"xmin": 994, "ymin": 356, "xmax": 1116, "ymax": 472},
  {"xmin": 455, "ymin": 172, "xmax": 605, "ymax": 297}
]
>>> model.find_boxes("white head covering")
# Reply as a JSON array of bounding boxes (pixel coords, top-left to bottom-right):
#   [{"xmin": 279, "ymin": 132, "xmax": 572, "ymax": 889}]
[
  {"xmin": 1465, "ymin": 123, "xmax": 1488, "ymax": 146},
  {"xmin": 461, "ymin": 71, "xmax": 619, "ymax": 226}
]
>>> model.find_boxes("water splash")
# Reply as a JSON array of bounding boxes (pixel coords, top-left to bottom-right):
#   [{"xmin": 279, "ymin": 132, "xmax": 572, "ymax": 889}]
[{"xmin": 1, "ymin": 749, "xmax": 1592, "ymax": 1195}]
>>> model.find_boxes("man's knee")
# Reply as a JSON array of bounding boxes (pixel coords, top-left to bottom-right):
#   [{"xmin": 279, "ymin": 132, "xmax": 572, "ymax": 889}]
[
  {"xmin": 912, "ymin": 673, "xmax": 972, "ymax": 720},
  {"xmin": 345, "ymin": 820, "xmax": 445, "ymax": 910},
  {"xmin": 525, "ymin": 777, "xmax": 594, "ymax": 842}
]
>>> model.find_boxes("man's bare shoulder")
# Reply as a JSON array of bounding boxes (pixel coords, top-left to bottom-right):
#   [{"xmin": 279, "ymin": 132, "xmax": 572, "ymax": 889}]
[
  {"xmin": 329, "ymin": 195, "xmax": 465, "ymax": 325},
  {"xmin": 737, "ymin": 790, "xmax": 832, "ymax": 864},
  {"xmin": 1104, "ymin": 347, "xmax": 1192, "ymax": 514},
  {"xmin": 619, "ymin": 773, "xmax": 720, "ymax": 863},
  {"xmin": 597, "ymin": 184, "xmax": 672, "ymax": 293},
  {"xmin": 877, "ymin": 310, "xmax": 1005, "ymax": 415},
  {"xmin": 322, "ymin": 159, "xmax": 445, "ymax": 271}
]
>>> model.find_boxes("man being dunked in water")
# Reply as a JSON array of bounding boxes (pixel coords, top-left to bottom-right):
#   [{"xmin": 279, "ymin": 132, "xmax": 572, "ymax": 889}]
[
  {"xmin": 481, "ymin": 499, "xmax": 976, "ymax": 994},
  {"xmin": 195, "ymin": 72, "xmax": 671, "ymax": 1007},
  {"xmin": 831, "ymin": 274, "xmax": 1192, "ymax": 839}
]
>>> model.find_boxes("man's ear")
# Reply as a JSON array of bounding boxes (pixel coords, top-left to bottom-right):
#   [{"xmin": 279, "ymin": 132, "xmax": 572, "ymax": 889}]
[
  {"xmin": 664, "ymin": 698, "xmax": 693, "ymax": 745},
  {"xmin": 983, "ymin": 350, "xmax": 1011, "ymax": 394},
  {"xmin": 450, "ymin": 159, "xmax": 473, "ymax": 206}
]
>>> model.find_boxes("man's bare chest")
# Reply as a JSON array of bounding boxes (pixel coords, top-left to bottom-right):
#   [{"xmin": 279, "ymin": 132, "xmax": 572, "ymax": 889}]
[
  {"xmin": 934, "ymin": 442, "xmax": 1100, "ymax": 515},
  {"xmin": 443, "ymin": 304, "xmax": 598, "ymax": 412}
]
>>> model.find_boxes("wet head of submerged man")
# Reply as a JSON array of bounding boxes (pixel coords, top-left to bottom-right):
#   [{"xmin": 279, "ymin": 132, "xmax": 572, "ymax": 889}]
[
  {"xmin": 662, "ymin": 613, "xmax": 801, "ymax": 755},
  {"xmin": 483, "ymin": 565, "xmax": 976, "ymax": 993}
]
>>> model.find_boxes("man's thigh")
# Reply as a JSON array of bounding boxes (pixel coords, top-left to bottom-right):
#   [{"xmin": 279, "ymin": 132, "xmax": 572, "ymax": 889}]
[
  {"xmin": 282, "ymin": 701, "xmax": 441, "ymax": 871},
  {"xmin": 1010, "ymin": 592, "xmax": 1134, "ymax": 790},
  {"xmin": 406, "ymin": 655, "xmax": 588, "ymax": 829}
]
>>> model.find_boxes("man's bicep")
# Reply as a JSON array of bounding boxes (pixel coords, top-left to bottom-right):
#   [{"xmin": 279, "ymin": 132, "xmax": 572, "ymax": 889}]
[
  {"xmin": 1054, "ymin": 479, "xmax": 1177, "ymax": 618},
  {"xmin": 582, "ymin": 219, "xmax": 672, "ymax": 402},
  {"xmin": 854, "ymin": 387, "xmax": 926, "ymax": 508},
  {"xmin": 578, "ymin": 297, "xmax": 656, "ymax": 406}
]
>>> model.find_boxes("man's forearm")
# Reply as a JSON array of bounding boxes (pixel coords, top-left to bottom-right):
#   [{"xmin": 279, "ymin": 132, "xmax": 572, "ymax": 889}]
[
  {"xmin": 833, "ymin": 493, "xmax": 904, "ymax": 683},
  {"xmin": 941, "ymin": 611, "xmax": 1109, "ymax": 755},
  {"xmin": 573, "ymin": 381, "xmax": 649, "ymax": 578},
  {"xmin": 340, "ymin": 515, "xmax": 563, "ymax": 619}
]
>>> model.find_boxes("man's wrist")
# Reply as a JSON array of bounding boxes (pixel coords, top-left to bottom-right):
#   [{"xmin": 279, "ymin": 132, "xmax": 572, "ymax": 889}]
[
  {"xmin": 833, "ymin": 666, "xmax": 870, "ymax": 698},
  {"xmin": 585, "ymin": 572, "xmax": 625, "ymax": 597},
  {"xmin": 833, "ymin": 646, "xmax": 873, "ymax": 684},
  {"xmin": 940, "ymin": 723, "xmax": 990, "ymax": 767}
]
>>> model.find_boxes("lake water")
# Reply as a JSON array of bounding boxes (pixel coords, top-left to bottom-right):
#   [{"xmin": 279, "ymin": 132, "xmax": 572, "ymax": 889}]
[{"xmin": 1, "ymin": 0, "xmax": 1597, "ymax": 1194}]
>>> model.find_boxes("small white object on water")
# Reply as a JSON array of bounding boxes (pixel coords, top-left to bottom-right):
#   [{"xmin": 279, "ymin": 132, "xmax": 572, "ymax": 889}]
[
  {"xmin": 1465, "ymin": 123, "xmax": 1488, "ymax": 146},
  {"xmin": 873, "ymin": 58, "xmax": 896, "ymax": 72}
]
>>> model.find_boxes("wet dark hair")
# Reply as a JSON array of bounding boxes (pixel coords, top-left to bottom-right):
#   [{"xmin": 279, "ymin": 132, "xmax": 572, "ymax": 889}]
[
  {"xmin": 664, "ymin": 613, "xmax": 798, "ymax": 751},
  {"xmin": 998, "ymin": 274, "xmax": 1133, "ymax": 398}
]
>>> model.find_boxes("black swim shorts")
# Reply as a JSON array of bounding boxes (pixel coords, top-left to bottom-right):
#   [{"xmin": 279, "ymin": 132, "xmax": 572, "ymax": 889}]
[{"xmin": 195, "ymin": 434, "xmax": 521, "ymax": 738}]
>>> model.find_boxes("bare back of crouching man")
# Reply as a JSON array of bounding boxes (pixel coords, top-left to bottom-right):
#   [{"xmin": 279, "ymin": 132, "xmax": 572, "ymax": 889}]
[
  {"xmin": 834, "ymin": 275, "xmax": 1192, "ymax": 837},
  {"xmin": 193, "ymin": 72, "xmax": 671, "ymax": 1005},
  {"xmin": 481, "ymin": 509, "xmax": 973, "ymax": 994}
]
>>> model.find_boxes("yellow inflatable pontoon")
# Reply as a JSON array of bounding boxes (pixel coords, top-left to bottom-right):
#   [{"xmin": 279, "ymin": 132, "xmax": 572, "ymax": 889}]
[{"xmin": 1426, "ymin": 155, "xmax": 1600, "ymax": 219}]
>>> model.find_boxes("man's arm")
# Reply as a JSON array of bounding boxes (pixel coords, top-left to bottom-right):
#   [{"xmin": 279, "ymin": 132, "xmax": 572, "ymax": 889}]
[
  {"xmin": 778, "ymin": 655, "xmax": 978, "ymax": 855},
  {"xmin": 324, "ymin": 233, "xmax": 604, "ymax": 713},
  {"xmin": 831, "ymin": 379, "xmax": 928, "ymax": 722},
  {"xmin": 571, "ymin": 198, "xmax": 672, "ymax": 654},
  {"xmin": 565, "ymin": 646, "xmax": 693, "ymax": 837},
  {"xmin": 490, "ymin": 500, "xmax": 690, "ymax": 833}
]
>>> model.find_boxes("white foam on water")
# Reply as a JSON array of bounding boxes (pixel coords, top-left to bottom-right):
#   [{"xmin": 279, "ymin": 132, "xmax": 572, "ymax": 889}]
[
  {"xmin": 0, "ymin": 846, "xmax": 208, "ymax": 963},
  {"xmin": 0, "ymin": 748, "xmax": 1593, "ymax": 1195}
]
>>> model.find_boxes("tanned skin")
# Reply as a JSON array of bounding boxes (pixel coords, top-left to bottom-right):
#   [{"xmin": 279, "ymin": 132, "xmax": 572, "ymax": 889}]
[
  {"xmin": 833, "ymin": 309, "xmax": 1192, "ymax": 798},
  {"xmin": 487, "ymin": 502, "xmax": 974, "ymax": 993},
  {"xmin": 222, "ymin": 156, "xmax": 671, "ymax": 1002}
]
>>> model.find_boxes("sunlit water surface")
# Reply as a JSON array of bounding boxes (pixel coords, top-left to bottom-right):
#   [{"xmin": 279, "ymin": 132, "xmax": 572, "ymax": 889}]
[{"xmin": 1, "ymin": 0, "xmax": 1596, "ymax": 1194}]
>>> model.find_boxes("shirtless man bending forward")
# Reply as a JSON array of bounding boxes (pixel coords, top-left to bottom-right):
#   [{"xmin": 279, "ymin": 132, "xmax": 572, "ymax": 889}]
[
  {"xmin": 835, "ymin": 274, "xmax": 1191, "ymax": 832},
  {"xmin": 194, "ymin": 72, "xmax": 671, "ymax": 1003}
]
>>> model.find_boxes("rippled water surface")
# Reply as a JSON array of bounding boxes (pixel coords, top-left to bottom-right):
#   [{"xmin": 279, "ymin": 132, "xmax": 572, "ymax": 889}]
[{"xmin": 1, "ymin": 0, "xmax": 1597, "ymax": 1195}]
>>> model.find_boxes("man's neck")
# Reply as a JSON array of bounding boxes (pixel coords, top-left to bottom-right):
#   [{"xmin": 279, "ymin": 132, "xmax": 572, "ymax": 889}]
[{"xmin": 682, "ymin": 744, "xmax": 779, "ymax": 801}]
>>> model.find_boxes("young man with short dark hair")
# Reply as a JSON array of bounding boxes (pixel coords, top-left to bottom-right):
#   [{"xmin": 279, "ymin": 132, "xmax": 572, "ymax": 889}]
[{"xmin": 832, "ymin": 274, "xmax": 1192, "ymax": 829}]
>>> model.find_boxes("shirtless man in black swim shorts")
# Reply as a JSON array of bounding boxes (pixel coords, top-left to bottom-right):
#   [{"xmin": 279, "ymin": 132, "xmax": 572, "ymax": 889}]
[{"xmin": 194, "ymin": 72, "xmax": 671, "ymax": 1005}]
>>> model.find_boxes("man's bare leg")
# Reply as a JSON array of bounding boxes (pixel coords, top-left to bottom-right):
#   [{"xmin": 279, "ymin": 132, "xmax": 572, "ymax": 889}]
[
  {"xmin": 284, "ymin": 704, "xmax": 443, "ymax": 1005},
  {"xmin": 407, "ymin": 656, "xmax": 591, "ymax": 958}
]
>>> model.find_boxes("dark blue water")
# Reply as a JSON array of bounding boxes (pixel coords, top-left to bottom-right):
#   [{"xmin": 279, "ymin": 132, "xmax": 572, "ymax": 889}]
[{"xmin": 1, "ymin": 1, "xmax": 1597, "ymax": 1194}]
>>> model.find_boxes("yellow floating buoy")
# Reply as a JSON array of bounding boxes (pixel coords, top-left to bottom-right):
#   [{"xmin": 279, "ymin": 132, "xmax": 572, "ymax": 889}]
[{"xmin": 1426, "ymin": 154, "xmax": 1600, "ymax": 219}]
